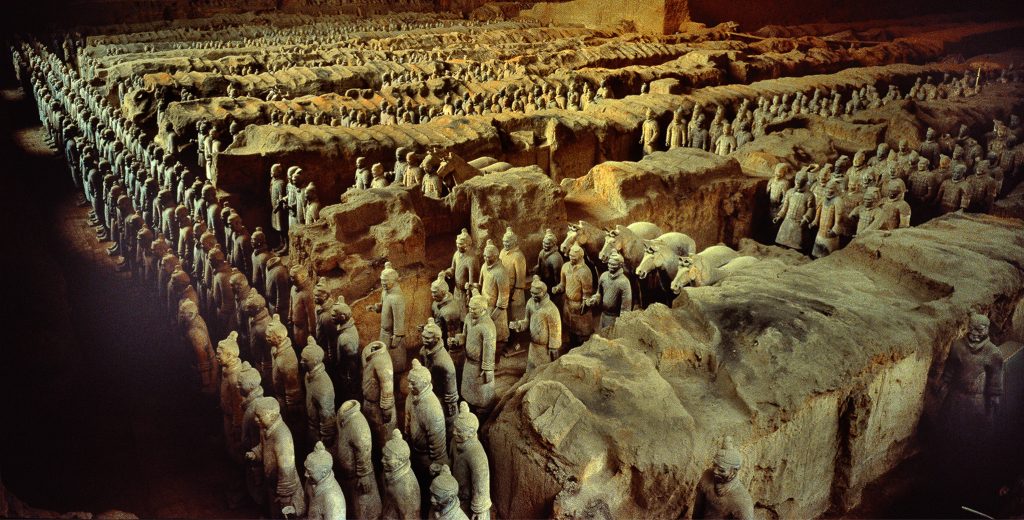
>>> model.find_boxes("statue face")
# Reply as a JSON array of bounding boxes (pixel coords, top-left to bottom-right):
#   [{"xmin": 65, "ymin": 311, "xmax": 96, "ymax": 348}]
[
  {"xmin": 542, "ymin": 236, "xmax": 555, "ymax": 251},
  {"xmin": 453, "ymin": 425, "xmax": 472, "ymax": 444},
  {"xmin": 713, "ymin": 462, "xmax": 738, "ymax": 485},
  {"xmin": 255, "ymin": 409, "xmax": 277, "ymax": 429},
  {"xmin": 608, "ymin": 261, "xmax": 623, "ymax": 275},
  {"xmin": 484, "ymin": 250, "xmax": 497, "ymax": 265},
  {"xmin": 530, "ymin": 284, "xmax": 545, "ymax": 303},
  {"xmin": 968, "ymin": 319, "xmax": 989, "ymax": 343},
  {"xmin": 410, "ymin": 377, "xmax": 427, "ymax": 396},
  {"xmin": 502, "ymin": 234, "xmax": 515, "ymax": 250},
  {"xmin": 469, "ymin": 302, "xmax": 487, "ymax": 320},
  {"xmin": 421, "ymin": 328, "xmax": 438, "ymax": 347},
  {"xmin": 217, "ymin": 348, "xmax": 234, "ymax": 367},
  {"xmin": 381, "ymin": 273, "xmax": 395, "ymax": 290}
]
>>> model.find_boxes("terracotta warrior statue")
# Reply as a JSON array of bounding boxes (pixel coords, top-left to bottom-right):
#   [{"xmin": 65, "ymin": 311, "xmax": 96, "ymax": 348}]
[
  {"xmin": 429, "ymin": 465, "xmax": 469, "ymax": 520},
  {"xmin": 265, "ymin": 255, "xmax": 291, "ymax": 322},
  {"xmin": 510, "ymin": 276, "xmax": 563, "ymax": 375},
  {"xmin": 178, "ymin": 299, "xmax": 217, "ymax": 396},
  {"xmin": 850, "ymin": 187, "xmax": 886, "ymax": 237},
  {"xmin": 810, "ymin": 180, "xmax": 843, "ymax": 258},
  {"xmin": 267, "ymin": 314, "xmax": 304, "ymax": 433},
  {"xmin": 246, "ymin": 397, "xmax": 306, "ymax": 518},
  {"xmin": 500, "ymin": 227, "xmax": 528, "ymax": 325},
  {"xmin": 303, "ymin": 441, "xmax": 347, "ymax": 520},
  {"xmin": 766, "ymin": 164, "xmax": 792, "ymax": 220},
  {"xmin": 449, "ymin": 290, "xmax": 497, "ymax": 417},
  {"xmin": 585, "ymin": 252, "xmax": 632, "ymax": 330},
  {"xmin": 381, "ymin": 429, "xmax": 422, "ymax": 520},
  {"xmin": 290, "ymin": 265, "xmax": 315, "ymax": 349},
  {"xmin": 552, "ymin": 243, "xmax": 594, "ymax": 348},
  {"xmin": 218, "ymin": 331, "xmax": 245, "ymax": 463},
  {"xmin": 362, "ymin": 340, "xmax": 397, "ymax": 452},
  {"xmin": 445, "ymin": 228, "xmax": 477, "ymax": 315},
  {"xmin": 303, "ymin": 339, "xmax": 337, "ymax": 449},
  {"xmin": 665, "ymin": 108, "xmax": 687, "ymax": 150},
  {"xmin": 406, "ymin": 359, "xmax": 449, "ymax": 476},
  {"xmin": 368, "ymin": 262, "xmax": 408, "ymax": 373},
  {"xmin": 939, "ymin": 313, "xmax": 1004, "ymax": 440},
  {"xmin": 773, "ymin": 170, "xmax": 814, "ymax": 250},
  {"xmin": 479, "ymin": 240, "xmax": 510, "ymax": 349},
  {"xmin": 935, "ymin": 163, "xmax": 971, "ymax": 215},
  {"xmin": 535, "ymin": 229, "xmax": 564, "ymax": 303},
  {"xmin": 245, "ymin": 290, "xmax": 273, "ymax": 382},
  {"xmin": 420, "ymin": 317, "xmax": 459, "ymax": 433},
  {"xmin": 431, "ymin": 273, "xmax": 463, "ymax": 351},
  {"xmin": 640, "ymin": 108, "xmax": 659, "ymax": 156},
  {"xmin": 239, "ymin": 364, "xmax": 266, "ymax": 507},
  {"xmin": 331, "ymin": 297, "xmax": 361, "ymax": 403},
  {"xmin": 450, "ymin": 401, "xmax": 491, "ymax": 520},
  {"xmin": 694, "ymin": 436, "xmax": 755, "ymax": 520},
  {"xmin": 334, "ymin": 400, "xmax": 382, "ymax": 520}
]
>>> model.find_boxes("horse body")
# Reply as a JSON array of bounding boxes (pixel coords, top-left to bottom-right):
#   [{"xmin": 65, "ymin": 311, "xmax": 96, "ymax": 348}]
[{"xmin": 672, "ymin": 251, "xmax": 757, "ymax": 293}]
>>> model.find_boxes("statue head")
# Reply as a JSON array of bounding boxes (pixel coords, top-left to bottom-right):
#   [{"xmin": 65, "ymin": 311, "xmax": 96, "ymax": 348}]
[
  {"xmin": 396, "ymin": 147, "xmax": 409, "ymax": 162},
  {"xmin": 967, "ymin": 312, "xmax": 990, "ymax": 344},
  {"xmin": 645, "ymin": 108, "xmax": 654, "ymax": 120},
  {"xmin": 382, "ymin": 429, "xmax": 411, "ymax": 474},
  {"xmin": 952, "ymin": 164, "xmax": 967, "ymax": 182},
  {"xmin": 953, "ymin": 145, "xmax": 964, "ymax": 161},
  {"xmin": 939, "ymin": 154, "xmax": 951, "ymax": 169},
  {"xmin": 825, "ymin": 179, "xmax": 840, "ymax": 199},
  {"xmin": 170, "ymin": 266, "xmax": 191, "ymax": 290},
  {"xmin": 216, "ymin": 331, "xmax": 240, "ymax": 367},
  {"xmin": 372, "ymin": 162, "xmax": 385, "ymax": 178},
  {"xmin": 453, "ymin": 401, "xmax": 479, "ymax": 444},
  {"xmin": 430, "ymin": 272, "xmax": 449, "ymax": 303},
  {"xmin": 178, "ymin": 299, "xmax": 199, "ymax": 324},
  {"xmin": 569, "ymin": 243, "xmax": 585, "ymax": 265},
  {"xmin": 712, "ymin": 436, "xmax": 742, "ymax": 485},
  {"xmin": 501, "ymin": 226, "xmax": 518, "ymax": 250},
  {"xmin": 468, "ymin": 289, "xmax": 488, "ymax": 320},
  {"xmin": 773, "ymin": 163, "xmax": 791, "ymax": 179},
  {"xmin": 408, "ymin": 359, "xmax": 431, "ymax": 396},
  {"xmin": 607, "ymin": 252, "xmax": 624, "ymax": 276},
  {"xmin": 897, "ymin": 139, "xmax": 908, "ymax": 153},
  {"xmin": 270, "ymin": 163, "xmax": 284, "ymax": 179},
  {"xmin": 421, "ymin": 317, "xmax": 442, "ymax": 348},
  {"xmin": 863, "ymin": 187, "xmax": 881, "ymax": 208},
  {"xmin": 542, "ymin": 228, "xmax": 556, "ymax": 251},
  {"xmin": 252, "ymin": 227, "xmax": 267, "ymax": 250},
  {"xmin": 237, "ymin": 364, "xmax": 262, "ymax": 397},
  {"xmin": 483, "ymin": 240, "xmax": 499, "ymax": 265},
  {"xmin": 875, "ymin": 143, "xmax": 889, "ymax": 160},
  {"xmin": 925, "ymin": 127, "xmax": 936, "ymax": 141},
  {"xmin": 455, "ymin": 228, "xmax": 472, "ymax": 251},
  {"xmin": 530, "ymin": 275, "xmax": 548, "ymax": 303},
  {"xmin": 917, "ymin": 157, "xmax": 929, "ymax": 171},
  {"xmin": 304, "ymin": 441, "xmax": 334, "ymax": 484},
  {"xmin": 253, "ymin": 396, "xmax": 281, "ymax": 429},
  {"xmin": 975, "ymin": 159, "xmax": 990, "ymax": 177},
  {"xmin": 429, "ymin": 464, "xmax": 460, "ymax": 511},
  {"xmin": 229, "ymin": 268, "xmax": 250, "ymax": 295},
  {"xmin": 330, "ymin": 297, "xmax": 352, "ymax": 325},
  {"xmin": 380, "ymin": 261, "xmax": 399, "ymax": 290},
  {"xmin": 853, "ymin": 150, "xmax": 866, "ymax": 167},
  {"xmin": 243, "ymin": 290, "xmax": 267, "ymax": 318},
  {"xmin": 301, "ymin": 338, "xmax": 325, "ymax": 372},
  {"xmin": 266, "ymin": 314, "xmax": 289, "ymax": 349},
  {"xmin": 886, "ymin": 177, "xmax": 906, "ymax": 201}
]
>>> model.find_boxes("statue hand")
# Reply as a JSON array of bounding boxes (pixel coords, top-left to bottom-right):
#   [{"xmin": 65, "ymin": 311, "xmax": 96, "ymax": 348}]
[
  {"xmin": 357, "ymin": 477, "xmax": 372, "ymax": 494},
  {"xmin": 383, "ymin": 407, "xmax": 394, "ymax": 423},
  {"xmin": 551, "ymin": 284, "xmax": 563, "ymax": 294},
  {"xmin": 482, "ymin": 370, "xmax": 493, "ymax": 384},
  {"xmin": 772, "ymin": 216, "xmax": 781, "ymax": 224},
  {"xmin": 245, "ymin": 450, "xmax": 257, "ymax": 462}
]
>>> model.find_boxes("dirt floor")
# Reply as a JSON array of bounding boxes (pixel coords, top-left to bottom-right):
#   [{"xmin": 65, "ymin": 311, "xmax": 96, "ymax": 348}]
[{"xmin": 0, "ymin": 67, "xmax": 259, "ymax": 519}]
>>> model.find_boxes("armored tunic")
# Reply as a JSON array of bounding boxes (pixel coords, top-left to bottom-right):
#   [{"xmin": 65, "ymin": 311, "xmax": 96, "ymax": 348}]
[
  {"xmin": 253, "ymin": 417, "xmax": 306, "ymax": 517},
  {"xmin": 272, "ymin": 339, "xmax": 304, "ymax": 425},
  {"xmin": 499, "ymin": 247, "xmax": 528, "ymax": 321},
  {"xmin": 559, "ymin": 261, "xmax": 594, "ymax": 339},
  {"xmin": 362, "ymin": 346, "xmax": 396, "ymax": 447},
  {"xmin": 460, "ymin": 314, "xmax": 496, "ymax": 411},
  {"xmin": 480, "ymin": 261, "xmax": 510, "ymax": 343},
  {"xmin": 305, "ymin": 474, "xmax": 346, "ymax": 520},
  {"xmin": 522, "ymin": 296, "xmax": 562, "ymax": 374},
  {"xmin": 405, "ymin": 388, "xmax": 449, "ymax": 472},
  {"xmin": 421, "ymin": 341, "xmax": 459, "ymax": 429},
  {"xmin": 594, "ymin": 271, "xmax": 632, "ymax": 329},
  {"xmin": 334, "ymin": 407, "xmax": 381, "ymax": 520},
  {"xmin": 774, "ymin": 188, "xmax": 813, "ymax": 250},
  {"xmin": 305, "ymin": 364, "xmax": 337, "ymax": 448},
  {"xmin": 379, "ymin": 286, "xmax": 407, "ymax": 373},
  {"xmin": 451, "ymin": 436, "xmax": 491, "ymax": 519}
]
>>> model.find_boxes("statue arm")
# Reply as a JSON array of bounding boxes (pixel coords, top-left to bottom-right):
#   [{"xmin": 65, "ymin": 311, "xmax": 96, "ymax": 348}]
[
  {"xmin": 774, "ymin": 193, "xmax": 790, "ymax": 221},
  {"xmin": 429, "ymin": 409, "xmax": 448, "ymax": 465},
  {"xmin": 481, "ymin": 326, "xmax": 496, "ymax": 373},
  {"xmin": 546, "ymin": 308, "xmax": 562, "ymax": 353},
  {"xmin": 353, "ymin": 436, "xmax": 373, "ymax": 478},
  {"xmin": 985, "ymin": 351, "xmax": 1005, "ymax": 404},
  {"xmin": 470, "ymin": 451, "xmax": 492, "ymax": 514},
  {"xmin": 378, "ymin": 367, "xmax": 395, "ymax": 412},
  {"xmin": 391, "ymin": 297, "xmax": 406, "ymax": 340}
]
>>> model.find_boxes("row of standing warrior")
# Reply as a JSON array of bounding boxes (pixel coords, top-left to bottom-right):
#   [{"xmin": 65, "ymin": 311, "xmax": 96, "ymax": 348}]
[{"xmin": 17, "ymin": 34, "xmax": 1022, "ymax": 519}]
